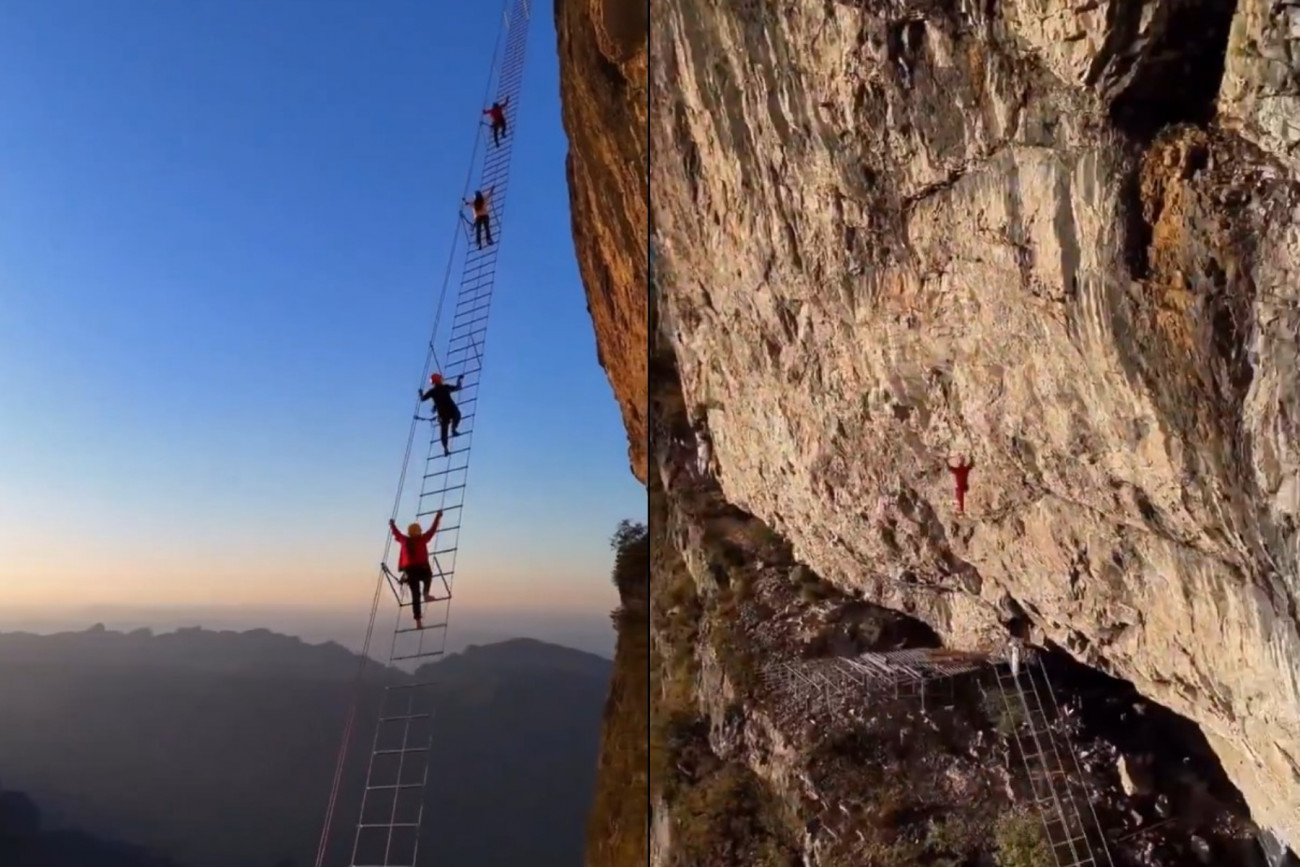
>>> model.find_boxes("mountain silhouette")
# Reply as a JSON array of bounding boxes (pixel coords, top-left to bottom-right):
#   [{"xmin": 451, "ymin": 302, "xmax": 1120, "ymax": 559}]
[
  {"xmin": 0, "ymin": 625, "xmax": 611, "ymax": 867},
  {"xmin": 0, "ymin": 785, "xmax": 181, "ymax": 867}
]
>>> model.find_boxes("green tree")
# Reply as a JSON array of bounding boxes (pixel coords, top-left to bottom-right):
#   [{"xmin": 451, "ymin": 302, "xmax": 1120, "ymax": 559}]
[
  {"xmin": 609, "ymin": 519, "xmax": 649, "ymax": 601},
  {"xmin": 610, "ymin": 519, "xmax": 647, "ymax": 552}
]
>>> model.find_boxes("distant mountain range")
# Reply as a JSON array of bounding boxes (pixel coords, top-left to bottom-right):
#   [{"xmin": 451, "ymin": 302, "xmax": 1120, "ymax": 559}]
[
  {"xmin": 0, "ymin": 785, "xmax": 183, "ymax": 867},
  {"xmin": 0, "ymin": 625, "xmax": 612, "ymax": 867},
  {"xmin": 0, "ymin": 608, "xmax": 618, "ymax": 660}
]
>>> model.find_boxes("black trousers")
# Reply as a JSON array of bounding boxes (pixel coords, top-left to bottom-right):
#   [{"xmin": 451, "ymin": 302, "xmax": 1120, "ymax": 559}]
[
  {"xmin": 403, "ymin": 564, "xmax": 433, "ymax": 620},
  {"xmin": 474, "ymin": 215, "xmax": 492, "ymax": 247},
  {"xmin": 491, "ymin": 119, "xmax": 506, "ymax": 146},
  {"xmin": 438, "ymin": 407, "xmax": 461, "ymax": 453}
]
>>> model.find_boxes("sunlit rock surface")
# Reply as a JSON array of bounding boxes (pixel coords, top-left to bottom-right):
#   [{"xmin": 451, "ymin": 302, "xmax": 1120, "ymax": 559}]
[{"xmin": 649, "ymin": 0, "xmax": 1300, "ymax": 844}]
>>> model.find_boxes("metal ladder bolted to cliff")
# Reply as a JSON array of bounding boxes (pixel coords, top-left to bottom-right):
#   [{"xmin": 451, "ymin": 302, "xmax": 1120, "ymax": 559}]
[
  {"xmin": 310, "ymin": 2, "xmax": 532, "ymax": 865},
  {"xmin": 993, "ymin": 655, "xmax": 1116, "ymax": 867}
]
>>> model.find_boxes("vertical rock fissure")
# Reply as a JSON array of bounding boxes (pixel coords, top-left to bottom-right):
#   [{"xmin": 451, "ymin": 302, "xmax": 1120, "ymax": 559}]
[
  {"xmin": 1111, "ymin": 0, "xmax": 1238, "ymax": 283},
  {"xmin": 1107, "ymin": 0, "xmax": 1239, "ymax": 142}
]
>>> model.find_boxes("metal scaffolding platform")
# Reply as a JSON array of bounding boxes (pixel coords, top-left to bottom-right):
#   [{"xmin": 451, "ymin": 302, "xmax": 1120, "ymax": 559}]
[
  {"xmin": 763, "ymin": 645, "xmax": 1117, "ymax": 867},
  {"xmin": 760, "ymin": 647, "xmax": 995, "ymax": 716}
]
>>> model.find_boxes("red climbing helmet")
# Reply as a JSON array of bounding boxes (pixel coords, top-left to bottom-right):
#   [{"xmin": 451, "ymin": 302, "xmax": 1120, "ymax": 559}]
[{"xmin": 430, "ymin": 373, "xmax": 443, "ymax": 385}]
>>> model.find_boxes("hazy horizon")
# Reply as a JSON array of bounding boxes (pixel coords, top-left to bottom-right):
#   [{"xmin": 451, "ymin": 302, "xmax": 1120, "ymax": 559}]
[{"xmin": 0, "ymin": 600, "xmax": 617, "ymax": 659}]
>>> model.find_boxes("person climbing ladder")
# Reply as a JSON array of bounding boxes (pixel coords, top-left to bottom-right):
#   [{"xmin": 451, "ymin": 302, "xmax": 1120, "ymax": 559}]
[
  {"xmin": 465, "ymin": 188, "xmax": 494, "ymax": 249},
  {"xmin": 483, "ymin": 98, "xmax": 509, "ymax": 146},
  {"xmin": 420, "ymin": 372, "xmax": 464, "ymax": 455},
  {"xmin": 389, "ymin": 510, "xmax": 443, "ymax": 629}
]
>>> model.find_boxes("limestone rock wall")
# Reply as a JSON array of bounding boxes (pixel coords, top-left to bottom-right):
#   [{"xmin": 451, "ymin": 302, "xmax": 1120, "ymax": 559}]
[
  {"xmin": 555, "ymin": 0, "xmax": 649, "ymax": 483},
  {"xmin": 650, "ymin": 0, "xmax": 1300, "ymax": 844},
  {"xmin": 1222, "ymin": 0, "xmax": 1300, "ymax": 170}
]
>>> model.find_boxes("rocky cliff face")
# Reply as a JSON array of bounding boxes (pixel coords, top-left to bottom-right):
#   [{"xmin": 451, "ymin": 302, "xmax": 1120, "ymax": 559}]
[
  {"xmin": 553, "ymin": 3, "xmax": 649, "ymax": 866},
  {"xmin": 555, "ymin": 0, "xmax": 649, "ymax": 483},
  {"xmin": 650, "ymin": 0, "xmax": 1300, "ymax": 852}
]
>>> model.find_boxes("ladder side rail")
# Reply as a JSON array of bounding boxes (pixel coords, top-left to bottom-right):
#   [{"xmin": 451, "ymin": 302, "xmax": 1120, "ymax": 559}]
[
  {"xmin": 1032, "ymin": 662, "xmax": 1118, "ymax": 867},
  {"xmin": 994, "ymin": 667, "xmax": 1068, "ymax": 867},
  {"xmin": 1021, "ymin": 664, "xmax": 1097, "ymax": 863},
  {"xmin": 1010, "ymin": 665, "xmax": 1089, "ymax": 867}
]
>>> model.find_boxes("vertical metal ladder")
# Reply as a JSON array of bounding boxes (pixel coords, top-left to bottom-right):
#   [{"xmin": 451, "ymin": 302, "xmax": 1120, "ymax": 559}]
[
  {"xmin": 994, "ymin": 659, "xmax": 1115, "ymax": 867},
  {"xmin": 347, "ymin": 1, "xmax": 532, "ymax": 864}
]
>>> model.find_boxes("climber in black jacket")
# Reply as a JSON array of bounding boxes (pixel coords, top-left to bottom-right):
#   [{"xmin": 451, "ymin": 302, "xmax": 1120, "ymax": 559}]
[{"xmin": 420, "ymin": 372, "xmax": 464, "ymax": 455}]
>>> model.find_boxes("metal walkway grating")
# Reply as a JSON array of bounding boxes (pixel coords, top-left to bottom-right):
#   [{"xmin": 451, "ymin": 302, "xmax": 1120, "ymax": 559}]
[
  {"xmin": 346, "ymin": 1, "xmax": 532, "ymax": 864},
  {"xmin": 761, "ymin": 645, "xmax": 1120, "ymax": 867}
]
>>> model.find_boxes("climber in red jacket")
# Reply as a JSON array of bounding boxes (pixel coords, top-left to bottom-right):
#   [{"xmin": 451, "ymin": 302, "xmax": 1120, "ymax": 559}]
[
  {"xmin": 948, "ymin": 456, "xmax": 974, "ymax": 514},
  {"xmin": 389, "ymin": 510, "xmax": 443, "ymax": 628},
  {"xmin": 464, "ymin": 188, "xmax": 495, "ymax": 249},
  {"xmin": 483, "ymin": 98, "xmax": 509, "ymax": 147}
]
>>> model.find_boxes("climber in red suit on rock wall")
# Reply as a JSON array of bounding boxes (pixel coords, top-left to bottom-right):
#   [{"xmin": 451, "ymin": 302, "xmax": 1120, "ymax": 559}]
[{"xmin": 948, "ymin": 456, "xmax": 974, "ymax": 514}]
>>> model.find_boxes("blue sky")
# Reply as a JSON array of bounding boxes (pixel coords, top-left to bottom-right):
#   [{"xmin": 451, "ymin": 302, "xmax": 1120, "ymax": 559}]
[{"xmin": 0, "ymin": 0, "xmax": 644, "ymax": 634}]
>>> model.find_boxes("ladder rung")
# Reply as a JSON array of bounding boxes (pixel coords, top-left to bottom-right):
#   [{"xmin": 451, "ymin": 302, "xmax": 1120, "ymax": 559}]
[
  {"xmin": 422, "ymin": 465, "xmax": 468, "ymax": 480},
  {"xmin": 423, "ymin": 456, "xmax": 469, "ymax": 470},
  {"xmin": 448, "ymin": 326, "xmax": 488, "ymax": 346},
  {"xmin": 373, "ymin": 745, "xmax": 431, "ymax": 755},
  {"xmin": 419, "ymin": 412, "xmax": 476, "ymax": 428},
  {"xmin": 449, "ymin": 285, "xmax": 486, "ymax": 304},
  {"xmin": 395, "ymin": 621, "xmax": 447, "ymax": 635},
  {"xmin": 448, "ymin": 321, "xmax": 489, "ymax": 340},
  {"xmin": 391, "ymin": 649, "xmax": 446, "ymax": 662},
  {"xmin": 425, "ymin": 482, "xmax": 467, "ymax": 496},
  {"xmin": 419, "ymin": 489, "xmax": 468, "ymax": 502},
  {"xmin": 356, "ymin": 822, "xmax": 420, "ymax": 829},
  {"xmin": 461, "ymin": 258, "xmax": 496, "ymax": 275},
  {"xmin": 458, "ymin": 269, "xmax": 496, "ymax": 286},
  {"xmin": 447, "ymin": 339, "xmax": 485, "ymax": 357},
  {"xmin": 366, "ymin": 782, "xmax": 425, "ymax": 792},
  {"xmin": 397, "ymin": 593, "xmax": 451, "ymax": 608},
  {"xmin": 459, "ymin": 262, "xmax": 498, "ymax": 278},
  {"xmin": 456, "ymin": 267, "xmax": 496, "ymax": 285},
  {"xmin": 385, "ymin": 681, "xmax": 443, "ymax": 693},
  {"xmin": 418, "ymin": 455, "xmax": 470, "ymax": 472},
  {"xmin": 455, "ymin": 301, "xmax": 491, "ymax": 319},
  {"xmin": 455, "ymin": 281, "xmax": 492, "ymax": 298},
  {"xmin": 421, "ymin": 459, "xmax": 468, "ymax": 475},
  {"xmin": 448, "ymin": 324, "xmax": 487, "ymax": 340},
  {"xmin": 452, "ymin": 307, "xmax": 490, "ymax": 325},
  {"xmin": 379, "ymin": 713, "xmax": 431, "ymax": 723}
]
